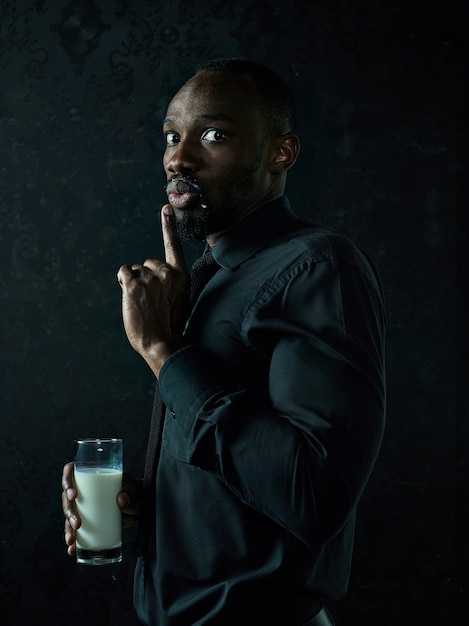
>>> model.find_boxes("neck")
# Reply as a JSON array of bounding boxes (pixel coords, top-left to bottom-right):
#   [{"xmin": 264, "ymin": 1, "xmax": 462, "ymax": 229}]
[{"xmin": 205, "ymin": 193, "xmax": 284, "ymax": 248}]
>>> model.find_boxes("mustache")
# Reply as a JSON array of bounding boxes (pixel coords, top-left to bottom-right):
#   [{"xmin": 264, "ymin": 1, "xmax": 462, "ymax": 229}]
[{"xmin": 165, "ymin": 175, "xmax": 203, "ymax": 195}]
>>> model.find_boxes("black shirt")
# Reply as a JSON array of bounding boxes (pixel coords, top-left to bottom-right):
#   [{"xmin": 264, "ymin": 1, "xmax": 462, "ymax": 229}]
[{"xmin": 133, "ymin": 197, "xmax": 386, "ymax": 625}]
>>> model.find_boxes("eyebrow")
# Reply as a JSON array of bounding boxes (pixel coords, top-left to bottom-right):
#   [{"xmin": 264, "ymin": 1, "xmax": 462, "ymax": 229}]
[{"xmin": 163, "ymin": 113, "xmax": 234, "ymax": 125}]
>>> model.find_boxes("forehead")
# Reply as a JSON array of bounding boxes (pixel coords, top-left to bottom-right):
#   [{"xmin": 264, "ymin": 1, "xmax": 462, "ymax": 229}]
[{"xmin": 165, "ymin": 71, "xmax": 262, "ymax": 124}]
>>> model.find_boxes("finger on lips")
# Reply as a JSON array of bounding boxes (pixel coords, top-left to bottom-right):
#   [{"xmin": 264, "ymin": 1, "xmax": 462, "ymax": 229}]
[{"xmin": 161, "ymin": 205, "xmax": 185, "ymax": 270}]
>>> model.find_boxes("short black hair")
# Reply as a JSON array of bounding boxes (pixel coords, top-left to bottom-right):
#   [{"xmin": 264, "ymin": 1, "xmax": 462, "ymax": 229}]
[{"xmin": 195, "ymin": 57, "xmax": 297, "ymax": 136}]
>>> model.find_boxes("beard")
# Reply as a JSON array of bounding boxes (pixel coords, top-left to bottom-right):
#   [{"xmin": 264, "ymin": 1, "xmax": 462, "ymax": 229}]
[
  {"xmin": 172, "ymin": 154, "xmax": 262, "ymax": 243},
  {"xmin": 174, "ymin": 206, "xmax": 211, "ymax": 243}
]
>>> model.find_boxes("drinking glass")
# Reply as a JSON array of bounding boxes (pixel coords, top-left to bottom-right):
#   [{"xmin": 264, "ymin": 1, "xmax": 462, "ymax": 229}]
[{"xmin": 74, "ymin": 438, "xmax": 123, "ymax": 565}]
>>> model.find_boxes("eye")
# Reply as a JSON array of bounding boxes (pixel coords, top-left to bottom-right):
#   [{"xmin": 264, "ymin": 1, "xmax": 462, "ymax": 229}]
[
  {"xmin": 165, "ymin": 131, "xmax": 180, "ymax": 146},
  {"xmin": 202, "ymin": 129, "xmax": 227, "ymax": 143}
]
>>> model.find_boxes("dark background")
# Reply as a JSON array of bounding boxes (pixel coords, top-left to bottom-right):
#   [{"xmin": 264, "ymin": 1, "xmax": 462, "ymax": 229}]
[{"xmin": 0, "ymin": 1, "xmax": 467, "ymax": 624}]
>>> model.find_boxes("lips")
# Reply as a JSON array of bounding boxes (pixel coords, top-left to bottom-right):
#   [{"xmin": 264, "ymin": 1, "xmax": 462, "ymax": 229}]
[{"xmin": 166, "ymin": 177, "xmax": 202, "ymax": 210}]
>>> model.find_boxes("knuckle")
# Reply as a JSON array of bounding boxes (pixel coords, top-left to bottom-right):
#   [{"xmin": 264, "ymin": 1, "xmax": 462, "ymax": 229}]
[{"xmin": 159, "ymin": 264, "xmax": 171, "ymax": 279}]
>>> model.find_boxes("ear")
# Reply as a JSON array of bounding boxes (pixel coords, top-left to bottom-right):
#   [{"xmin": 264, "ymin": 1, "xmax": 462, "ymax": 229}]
[{"xmin": 269, "ymin": 134, "xmax": 300, "ymax": 173}]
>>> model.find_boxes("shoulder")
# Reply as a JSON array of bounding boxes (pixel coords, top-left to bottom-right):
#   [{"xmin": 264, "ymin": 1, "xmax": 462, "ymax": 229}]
[
  {"xmin": 267, "ymin": 218, "xmax": 367, "ymax": 268},
  {"xmin": 263, "ymin": 218, "xmax": 385, "ymax": 304}
]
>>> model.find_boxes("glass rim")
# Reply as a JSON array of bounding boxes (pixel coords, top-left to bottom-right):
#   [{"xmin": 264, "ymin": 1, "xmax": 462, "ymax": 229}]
[{"xmin": 74, "ymin": 438, "xmax": 122, "ymax": 444}]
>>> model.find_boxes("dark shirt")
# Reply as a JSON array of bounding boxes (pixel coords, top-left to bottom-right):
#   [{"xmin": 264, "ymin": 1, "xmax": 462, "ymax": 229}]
[{"xmin": 133, "ymin": 197, "xmax": 386, "ymax": 626}]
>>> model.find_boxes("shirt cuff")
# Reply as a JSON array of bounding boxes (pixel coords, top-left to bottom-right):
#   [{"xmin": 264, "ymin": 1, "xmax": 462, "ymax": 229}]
[{"xmin": 158, "ymin": 345, "xmax": 222, "ymax": 436}]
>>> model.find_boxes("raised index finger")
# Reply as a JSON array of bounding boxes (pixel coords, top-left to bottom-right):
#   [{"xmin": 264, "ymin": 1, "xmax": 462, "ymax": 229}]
[{"xmin": 161, "ymin": 204, "xmax": 186, "ymax": 271}]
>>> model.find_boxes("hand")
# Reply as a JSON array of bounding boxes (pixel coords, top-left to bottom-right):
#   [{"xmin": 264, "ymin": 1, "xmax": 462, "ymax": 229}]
[
  {"xmin": 117, "ymin": 473, "xmax": 143, "ymax": 528},
  {"xmin": 61, "ymin": 461, "xmax": 80, "ymax": 557},
  {"xmin": 61, "ymin": 464, "xmax": 143, "ymax": 556},
  {"xmin": 117, "ymin": 204, "xmax": 189, "ymax": 377}
]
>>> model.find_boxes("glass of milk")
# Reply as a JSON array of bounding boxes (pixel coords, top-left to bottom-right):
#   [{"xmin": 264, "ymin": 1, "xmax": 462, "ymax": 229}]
[{"xmin": 74, "ymin": 438, "xmax": 123, "ymax": 565}]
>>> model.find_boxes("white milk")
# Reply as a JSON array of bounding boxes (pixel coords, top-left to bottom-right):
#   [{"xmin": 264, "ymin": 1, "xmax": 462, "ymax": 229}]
[{"xmin": 75, "ymin": 467, "xmax": 122, "ymax": 550}]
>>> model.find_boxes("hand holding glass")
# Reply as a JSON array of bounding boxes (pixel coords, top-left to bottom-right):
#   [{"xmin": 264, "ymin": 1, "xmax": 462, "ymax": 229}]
[{"xmin": 74, "ymin": 438, "xmax": 123, "ymax": 565}]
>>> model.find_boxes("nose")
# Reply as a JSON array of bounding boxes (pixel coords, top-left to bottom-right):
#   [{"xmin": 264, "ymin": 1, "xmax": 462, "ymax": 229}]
[{"xmin": 164, "ymin": 139, "xmax": 199, "ymax": 175}]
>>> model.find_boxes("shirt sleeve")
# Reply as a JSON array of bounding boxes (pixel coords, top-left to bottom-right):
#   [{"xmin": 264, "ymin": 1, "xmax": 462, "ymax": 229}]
[{"xmin": 158, "ymin": 251, "xmax": 386, "ymax": 547}]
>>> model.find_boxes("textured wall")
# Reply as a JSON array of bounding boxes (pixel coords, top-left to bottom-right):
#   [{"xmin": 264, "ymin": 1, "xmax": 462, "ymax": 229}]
[{"xmin": 0, "ymin": 1, "xmax": 467, "ymax": 625}]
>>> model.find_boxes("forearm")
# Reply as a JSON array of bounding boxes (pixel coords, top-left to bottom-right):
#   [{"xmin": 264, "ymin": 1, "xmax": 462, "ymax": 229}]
[{"xmin": 159, "ymin": 345, "xmax": 383, "ymax": 546}]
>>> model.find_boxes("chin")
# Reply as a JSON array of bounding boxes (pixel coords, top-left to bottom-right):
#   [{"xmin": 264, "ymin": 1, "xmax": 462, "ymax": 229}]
[{"xmin": 175, "ymin": 210, "xmax": 210, "ymax": 243}]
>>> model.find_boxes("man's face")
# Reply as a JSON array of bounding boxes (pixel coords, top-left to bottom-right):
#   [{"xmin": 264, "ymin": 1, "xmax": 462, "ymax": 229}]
[{"xmin": 162, "ymin": 71, "xmax": 279, "ymax": 242}]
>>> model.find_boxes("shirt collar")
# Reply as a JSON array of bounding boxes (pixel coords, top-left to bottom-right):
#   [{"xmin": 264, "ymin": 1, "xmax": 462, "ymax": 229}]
[{"xmin": 211, "ymin": 196, "xmax": 298, "ymax": 271}]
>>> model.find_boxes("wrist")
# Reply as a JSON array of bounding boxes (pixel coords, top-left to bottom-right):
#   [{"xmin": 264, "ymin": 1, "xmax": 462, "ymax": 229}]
[{"xmin": 143, "ymin": 340, "xmax": 183, "ymax": 378}]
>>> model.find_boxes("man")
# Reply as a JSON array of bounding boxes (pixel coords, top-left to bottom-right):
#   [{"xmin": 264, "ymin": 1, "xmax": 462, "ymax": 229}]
[{"xmin": 62, "ymin": 58, "xmax": 386, "ymax": 625}]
